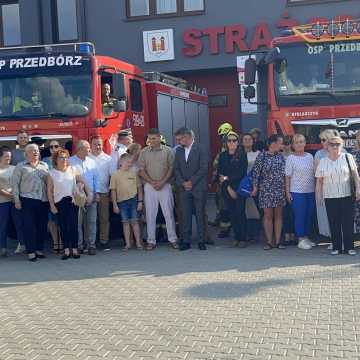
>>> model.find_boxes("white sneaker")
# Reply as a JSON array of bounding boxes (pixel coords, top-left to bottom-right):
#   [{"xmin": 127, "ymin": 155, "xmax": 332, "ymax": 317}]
[
  {"xmin": 14, "ymin": 243, "xmax": 25, "ymax": 254},
  {"xmin": 304, "ymin": 237, "xmax": 316, "ymax": 247},
  {"xmin": 298, "ymin": 238, "xmax": 312, "ymax": 250},
  {"xmin": 348, "ymin": 249, "xmax": 357, "ymax": 256},
  {"xmin": 331, "ymin": 250, "xmax": 339, "ymax": 255},
  {"xmin": 327, "ymin": 244, "xmax": 333, "ymax": 250}
]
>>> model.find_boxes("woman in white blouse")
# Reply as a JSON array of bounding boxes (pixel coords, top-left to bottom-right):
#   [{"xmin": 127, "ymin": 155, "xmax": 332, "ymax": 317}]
[
  {"xmin": 47, "ymin": 148, "xmax": 90, "ymax": 260},
  {"xmin": 285, "ymin": 134, "xmax": 315, "ymax": 250},
  {"xmin": 315, "ymin": 136, "xmax": 360, "ymax": 255}
]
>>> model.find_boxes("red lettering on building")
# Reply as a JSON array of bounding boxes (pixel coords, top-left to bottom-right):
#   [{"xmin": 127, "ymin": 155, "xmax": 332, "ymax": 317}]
[
  {"xmin": 203, "ymin": 26, "xmax": 225, "ymax": 54},
  {"xmin": 225, "ymin": 24, "xmax": 249, "ymax": 53},
  {"xmin": 250, "ymin": 23, "xmax": 273, "ymax": 50},
  {"xmin": 182, "ymin": 29, "xmax": 203, "ymax": 57}
]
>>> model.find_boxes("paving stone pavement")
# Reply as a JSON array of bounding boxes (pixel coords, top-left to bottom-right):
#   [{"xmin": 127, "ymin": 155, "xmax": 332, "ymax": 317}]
[{"xmin": 1, "ymin": 238, "xmax": 360, "ymax": 360}]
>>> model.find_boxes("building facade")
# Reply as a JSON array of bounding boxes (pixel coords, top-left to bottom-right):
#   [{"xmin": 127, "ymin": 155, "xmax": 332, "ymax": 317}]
[{"xmin": 2, "ymin": 0, "xmax": 360, "ymax": 152}]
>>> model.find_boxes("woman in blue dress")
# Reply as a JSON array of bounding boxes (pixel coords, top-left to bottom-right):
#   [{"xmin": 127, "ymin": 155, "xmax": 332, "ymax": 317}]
[{"xmin": 251, "ymin": 134, "xmax": 286, "ymax": 250}]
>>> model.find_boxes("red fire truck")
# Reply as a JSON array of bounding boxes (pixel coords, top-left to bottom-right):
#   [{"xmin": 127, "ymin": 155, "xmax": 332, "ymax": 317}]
[
  {"xmin": 0, "ymin": 43, "xmax": 209, "ymax": 153},
  {"xmin": 244, "ymin": 19, "xmax": 360, "ymax": 150}
]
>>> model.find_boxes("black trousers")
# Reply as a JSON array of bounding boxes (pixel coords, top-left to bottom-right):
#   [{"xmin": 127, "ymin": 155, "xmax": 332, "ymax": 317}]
[
  {"xmin": 179, "ymin": 190, "xmax": 207, "ymax": 244},
  {"xmin": 325, "ymin": 196, "xmax": 354, "ymax": 252},
  {"xmin": 56, "ymin": 196, "xmax": 79, "ymax": 249},
  {"xmin": 21, "ymin": 197, "xmax": 48, "ymax": 254},
  {"xmin": 224, "ymin": 191, "xmax": 247, "ymax": 241}
]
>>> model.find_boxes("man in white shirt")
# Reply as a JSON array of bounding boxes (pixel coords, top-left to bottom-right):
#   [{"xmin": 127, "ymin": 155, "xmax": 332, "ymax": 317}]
[
  {"xmin": 69, "ymin": 140, "xmax": 99, "ymax": 255},
  {"xmin": 89, "ymin": 136, "xmax": 112, "ymax": 249},
  {"xmin": 110, "ymin": 130, "xmax": 133, "ymax": 174}
]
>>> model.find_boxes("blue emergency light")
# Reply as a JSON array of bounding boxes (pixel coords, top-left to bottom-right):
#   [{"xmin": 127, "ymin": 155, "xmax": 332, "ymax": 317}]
[{"xmin": 79, "ymin": 43, "xmax": 92, "ymax": 54}]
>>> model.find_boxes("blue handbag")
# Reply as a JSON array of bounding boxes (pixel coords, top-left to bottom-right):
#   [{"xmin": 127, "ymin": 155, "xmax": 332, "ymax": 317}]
[{"xmin": 237, "ymin": 171, "xmax": 253, "ymax": 198}]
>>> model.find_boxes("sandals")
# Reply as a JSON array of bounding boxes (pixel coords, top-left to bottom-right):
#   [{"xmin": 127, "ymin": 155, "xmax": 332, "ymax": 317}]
[
  {"xmin": 276, "ymin": 244, "xmax": 286, "ymax": 249},
  {"xmin": 146, "ymin": 244, "xmax": 156, "ymax": 251},
  {"xmin": 170, "ymin": 242, "xmax": 179, "ymax": 249},
  {"xmin": 263, "ymin": 243, "xmax": 273, "ymax": 250}
]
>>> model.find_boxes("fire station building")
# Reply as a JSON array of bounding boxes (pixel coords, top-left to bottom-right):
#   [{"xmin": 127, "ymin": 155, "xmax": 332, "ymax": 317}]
[{"xmin": 2, "ymin": 0, "xmax": 360, "ymax": 150}]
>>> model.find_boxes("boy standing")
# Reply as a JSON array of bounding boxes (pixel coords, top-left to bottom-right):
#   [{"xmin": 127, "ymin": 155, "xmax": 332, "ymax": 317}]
[{"xmin": 110, "ymin": 153, "xmax": 143, "ymax": 250}]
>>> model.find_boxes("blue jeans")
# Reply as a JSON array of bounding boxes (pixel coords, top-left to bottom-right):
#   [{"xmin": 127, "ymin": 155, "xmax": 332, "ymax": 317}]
[
  {"xmin": 118, "ymin": 196, "xmax": 139, "ymax": 223},
  {"xmin": 291, "ymin": 192, "xmax": 315, "ymax": 238},
  {"xmin": 0, "ymin": 202, "xmax": 25, "ymax": 249}
]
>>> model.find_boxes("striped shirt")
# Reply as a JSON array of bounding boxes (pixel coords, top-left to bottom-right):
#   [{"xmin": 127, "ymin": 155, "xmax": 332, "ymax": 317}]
[{"xmin": 315, "ymin": 153, "xmax": 357, "ymax": 199}]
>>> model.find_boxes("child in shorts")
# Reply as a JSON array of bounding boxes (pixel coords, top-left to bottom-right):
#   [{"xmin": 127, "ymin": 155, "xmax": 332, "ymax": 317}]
[{"xmin": 110, "ymin": 153, "xmax": 144, "ymax": 251}]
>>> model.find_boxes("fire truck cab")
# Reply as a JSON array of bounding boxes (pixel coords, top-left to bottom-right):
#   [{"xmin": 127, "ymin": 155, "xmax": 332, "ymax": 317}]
[
  {"xmin": 0, "ymin": 42, "xmax": 209, "ymax": 153},
  {"xmin": 244, "ymin": 19, "xmax": 360, "ymax": 150}
]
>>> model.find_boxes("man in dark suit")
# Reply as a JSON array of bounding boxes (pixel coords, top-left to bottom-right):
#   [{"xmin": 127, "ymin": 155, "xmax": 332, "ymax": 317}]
[{"xmin": 174, "ymin": 127, "xmax": 209, "ymax": 250}]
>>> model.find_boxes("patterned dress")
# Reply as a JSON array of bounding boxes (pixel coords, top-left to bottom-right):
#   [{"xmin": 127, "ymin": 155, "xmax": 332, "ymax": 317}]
[
  {"xmin": 353, "ymin": 150, "xmax": 360, "ymax": 233},
  {"xmin": 252, "ymin": 152, "xmax": 286, "ymax": 208}
]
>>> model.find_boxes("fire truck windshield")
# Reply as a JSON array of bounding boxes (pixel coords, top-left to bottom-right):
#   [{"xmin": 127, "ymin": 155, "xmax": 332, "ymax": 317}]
[
  {"xmin": 0, "ymin": 54, "xmax": 92, "ymax": 119},
  {"xmin": 274, "ymin": 41, "xmax": 360, "ymax": 106}
]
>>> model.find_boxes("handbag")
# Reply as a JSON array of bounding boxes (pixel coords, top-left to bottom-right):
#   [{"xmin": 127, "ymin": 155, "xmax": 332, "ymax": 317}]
[
  {"xmin": 345, "ymin": 154, "xmax": 356, "ymax": 201},
  {"xmin": 71, "ymin": 167, "xmax": 87, "ymax": 208},
  {"xmin": 237, "ymin": 171, "xmax": 253, "ymax": 198},
  {"xmin": 237, "ymin": 151, "xmax": 266, "ymax": 198}
]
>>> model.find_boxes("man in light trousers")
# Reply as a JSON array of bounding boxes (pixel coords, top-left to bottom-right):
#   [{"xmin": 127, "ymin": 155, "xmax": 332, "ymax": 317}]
[
  {"xmin": 89, "ymin": 136, "xmax": 112, "ymax": 250},
  {"xmin": 138, "ymin": 128, "xmax": 179, "ymax": 250},
  {"xmin": 70, "ymin": 140, "xmax": 100, "ymax": 255}
]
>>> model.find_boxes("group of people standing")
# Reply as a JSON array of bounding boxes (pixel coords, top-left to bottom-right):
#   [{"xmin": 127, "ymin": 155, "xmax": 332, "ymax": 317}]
[
  {"xmin": 1, "ymin": 125, "xmax": 360, "ymax": 261},
  {"xmin": 0, "ymin": 126, "xmax": 210, "ymax": 261},
  {"xmin": 214, "ymin": 125, "xmax": 360, "ymax": 255}
]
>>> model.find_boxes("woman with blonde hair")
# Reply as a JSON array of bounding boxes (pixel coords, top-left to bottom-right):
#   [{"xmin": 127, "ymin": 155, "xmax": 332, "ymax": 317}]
[
  {"xmin": 316, "ymin": 136, "xmax": 360, "ymax": 255},
  {"xmin": 314, "ymin": 129, "xmax": 343, "ymax": 240},
  {"xmin": 285, "ymin": 134, "xmax": 315, "ymax": 250}
]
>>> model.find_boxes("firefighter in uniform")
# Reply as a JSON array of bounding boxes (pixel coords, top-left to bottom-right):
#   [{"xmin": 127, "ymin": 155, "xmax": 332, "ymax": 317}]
[{"xmin": 210, "ymin": 122, "xmax": 233, "ymax": 238}]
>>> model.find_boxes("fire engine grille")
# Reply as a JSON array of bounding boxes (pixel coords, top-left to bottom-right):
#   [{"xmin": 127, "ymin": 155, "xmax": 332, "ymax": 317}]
[{"xmin": 292, "ymin": 122, "xmax": 360, "ymax": 147}]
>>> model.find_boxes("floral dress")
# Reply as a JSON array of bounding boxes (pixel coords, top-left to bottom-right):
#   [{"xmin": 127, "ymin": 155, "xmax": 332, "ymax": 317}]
[
  {"xmin": 353, "ymin": 150, "xmax": 360, "ymax": 233},
  {"xmin": 252, "ymin": 151, "xmax": 286, "ymax": 209}
]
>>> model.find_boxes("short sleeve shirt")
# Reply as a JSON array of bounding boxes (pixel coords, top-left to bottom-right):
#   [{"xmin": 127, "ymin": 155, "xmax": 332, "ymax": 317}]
[
  {"xmin": 109, "ymin": 170, "xmax": 140, "ymax": 202},
  {"xmin": 285, "ymin": 153, "xmax": 315, "ymax": 193},
  {"xmin": 315, "ymin": 153, "xmax": 357, "ymax": 198},
  {"xmin": 138, "ymin": 145, "xmax": 174, "ymax": 181}
]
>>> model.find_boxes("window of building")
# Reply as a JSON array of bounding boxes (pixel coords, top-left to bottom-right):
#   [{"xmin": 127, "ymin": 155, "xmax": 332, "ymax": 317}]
[
  {"xmin": 127, "ymin": 0, "xmax": 204, "ymax": 19},
  {"xmin": 184, "ymin": 0, "xmax": 204, "ymax": 11},
  {"xmin": 0, "ymin": 1, "xmax": 21, "ymax": 46},
  {"xmin": 128, "ymin": 0, "xmax": 149, "ymax": 16},
  {"xmin": 54, "ymin": 0, "xmax": 78, "ymax": 42},
  {"xmin": 156, "ymin": 0, "xmax": 177, "ymax": 14},
  {"xmin": 129, "ymin": 79, "xmax": 143, "ymax": 112}
]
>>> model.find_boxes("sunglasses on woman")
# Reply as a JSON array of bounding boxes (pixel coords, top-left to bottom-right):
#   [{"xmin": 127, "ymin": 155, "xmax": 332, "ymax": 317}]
[
  {"xmin": 50, "ymin": 145, "xmax": 59, "ymax": 149},
  {"xmin": 328, "ymin": 142, "xmax": 341, "ymax": 148},
  {"xmin": 320, "ymin": 138, "xmax": 327, "ymax": 142},
  {"xmin": 227, "ymin": 138, "xmax": 238, "ymax": 143}
]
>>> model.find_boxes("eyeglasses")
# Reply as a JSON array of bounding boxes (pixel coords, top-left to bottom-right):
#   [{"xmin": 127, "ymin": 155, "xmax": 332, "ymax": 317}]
[
  {"xmin": 227, "ymin": 138, "xmax": 238, "ymax": 143},
  {"xmin": 50, "ymin": 145, "xmax": 59, "ymax": 149},
  {"xmin": 58, "ymin": 156, "xmax": 68, "ymax": 160},
  {"xmin": 320, "ymin": 138, "xmax": 327, "ymax": 142},
  {"xmin": 328, "ymin": 143, "xmax": 341, "ymax": 148}
]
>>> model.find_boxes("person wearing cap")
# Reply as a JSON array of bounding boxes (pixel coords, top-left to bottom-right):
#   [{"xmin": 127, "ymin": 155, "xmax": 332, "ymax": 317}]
[
  {"xmin": 250, "ymin": 128, "xmax": 265, "ymax": 152},
  {"xmin": 315, "ymin": 136, "xmax": 360, "ymax": 256},
  {"xmin": 138, "ymin": 129, "xmax": 178, "ymax": 250},
  {"xmin": 110, "ymin": 130, "xmax": 133, "ymax": 174},
  {"xmin": 209, "ymin": 122, "xmax": 233, "ymax": 238},
  {"xmin": 217, "ymin": 131, "xmax": 248, "ymax": 248}
]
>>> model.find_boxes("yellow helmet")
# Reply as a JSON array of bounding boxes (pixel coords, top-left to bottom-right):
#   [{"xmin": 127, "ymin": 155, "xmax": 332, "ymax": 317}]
[{"xmin": 218, "ymin": 122, "xmax": 233, "ymax": 136}]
